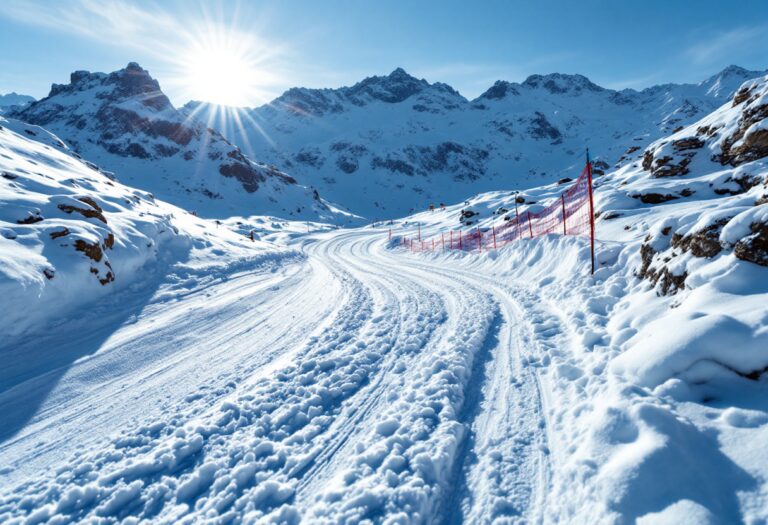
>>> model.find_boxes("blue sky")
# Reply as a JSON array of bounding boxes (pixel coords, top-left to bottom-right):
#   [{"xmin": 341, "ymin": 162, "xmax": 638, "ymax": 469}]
[{"xmin": 1, "ymin": 0, "xmax": 767, "ymax": 106}]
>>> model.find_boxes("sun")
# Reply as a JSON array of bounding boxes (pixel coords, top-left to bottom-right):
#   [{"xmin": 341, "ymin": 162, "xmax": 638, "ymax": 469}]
[
  {"xmin": 179, "ymin": 29, "xmax": 265, "ymax": 107},
  {"xmin": 184, "ymin": 47, "xmax": 254, "ymax": 106}
]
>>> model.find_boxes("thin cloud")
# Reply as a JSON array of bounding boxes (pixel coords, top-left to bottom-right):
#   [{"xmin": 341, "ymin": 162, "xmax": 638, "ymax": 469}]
[
  {"xmin": 684, "ymin": 25, "xmax": 768, "ymax": 65},
  {"xmin": 0, "ymin": 0, "xmax": 300, "ymax": 105}
]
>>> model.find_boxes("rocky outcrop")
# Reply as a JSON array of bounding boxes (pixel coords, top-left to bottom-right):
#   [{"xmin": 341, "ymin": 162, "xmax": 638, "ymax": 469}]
[{"xmin": 734, "ymin": 222, "xmax": 768, "ymax": 266}]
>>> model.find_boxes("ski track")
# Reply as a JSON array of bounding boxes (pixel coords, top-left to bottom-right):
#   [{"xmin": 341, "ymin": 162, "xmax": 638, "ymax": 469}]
[{"xmin": 0, "ymin": 227, "xmax": 569, "ymax": 524}]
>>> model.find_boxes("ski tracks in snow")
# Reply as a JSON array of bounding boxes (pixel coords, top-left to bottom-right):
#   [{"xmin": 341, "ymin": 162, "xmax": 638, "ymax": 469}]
[{"xmin": 0, "ymin": 227, "xmax": 571, "ymax": 524}]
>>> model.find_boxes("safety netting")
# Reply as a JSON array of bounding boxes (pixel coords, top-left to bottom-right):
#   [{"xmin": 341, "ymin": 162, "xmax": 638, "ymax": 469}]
[{"xmin": 398, "ymin": 162, "xmax": 595, "ymax": 259}]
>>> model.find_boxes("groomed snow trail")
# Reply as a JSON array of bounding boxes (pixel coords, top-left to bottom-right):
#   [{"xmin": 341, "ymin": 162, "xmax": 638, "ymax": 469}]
[{"xmin": 0, "ymin": 227, "xmax": 556, "ymax": 524}]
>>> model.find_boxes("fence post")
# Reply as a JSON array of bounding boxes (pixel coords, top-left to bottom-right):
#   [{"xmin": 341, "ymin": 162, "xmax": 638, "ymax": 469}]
[
  {"xmin": 450, "ymin": 230, "xmax": 453, "ymax": 249},
  {"xmin": 477, "ymin": 228, "xmax": 482, "ymax": 252},
  {"xmin": 587, "ymin": 149, "xmax": 596, "ymax": 274},
  {"xmin": 561, "ymin": 195, "xmax": 567, "ymax": 235},
  {"xmin": 528, "ymin": 213, "xmax": 533, "ymax": 238},
  {"xmin": 459, "ymin": 230, "xmax": 463, "ymax": 250},
  {"xmin": 418, "ymin": 223, "xmax": 421, "ymax": 242},
  {"xmin": 442, "ymin": 232, "xmax": 445, "ymax": 250},
  {"xmin": 492, "ymin": 226, "xmax": 497, "ymax": 249}
]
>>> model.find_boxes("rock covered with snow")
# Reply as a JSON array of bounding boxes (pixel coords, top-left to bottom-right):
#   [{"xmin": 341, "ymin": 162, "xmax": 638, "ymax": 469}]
[{"xmin": 12, "ymin": 63, "xmax": 350, "ymax": 222}]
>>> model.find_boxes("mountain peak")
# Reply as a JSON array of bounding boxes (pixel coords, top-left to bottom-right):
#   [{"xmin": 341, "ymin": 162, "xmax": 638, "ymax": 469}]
[
  {"xmin": 44, "ymin": 62, "xmax": 172, "ymax": 111},
  {"xmin": 346, "ymin": 68, "xmax": 429, "ymax": 104},
  {"xmin": 387, "ymin": 67, "xmax": 416, "ymax": 80},
  {"xmin": 522, "ymin": 73, "xmax": 604, "ymax": 94},
  {"xmin": 701, "ymin": 64, "xmax": 767, "ymax": 99}
]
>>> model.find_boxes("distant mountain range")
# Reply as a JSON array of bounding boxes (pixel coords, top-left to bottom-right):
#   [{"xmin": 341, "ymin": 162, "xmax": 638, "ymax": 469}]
[
  {"xmin": 0, "ymin": 92, "xmax": 35, "ymax": 114},
  {"xmin": 9, "ymin": 63, "xmax": 350, "ymax": 222},
  {"xmin": 184, "ymin": 64, "xmax": 766, "ymax": 218},
  {"xmin": 7, "ymin": 63, "xmax": 766, "ymax": 221}
]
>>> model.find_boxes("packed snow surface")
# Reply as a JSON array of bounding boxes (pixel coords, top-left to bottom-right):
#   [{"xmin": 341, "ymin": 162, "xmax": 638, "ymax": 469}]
[{"xmin": 1, "ymin": 71, "xmax": 768, "ymax": 524}]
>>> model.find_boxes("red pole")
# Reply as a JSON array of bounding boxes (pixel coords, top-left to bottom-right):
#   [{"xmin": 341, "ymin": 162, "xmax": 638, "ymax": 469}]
[
  {"xmin": 492, "ymin": 226, "xmax": 497, "ymax": 249},
  {"xmin": 441, "ymin": 232, "xmax": 445, "ymax": 250},
  {"xmin": 418, "ymin": 223, "xmax": 421, "ymax": 242},
  {"xmin": 587, "ymin": 150, "xmax": 596, "ymax": 274},
  {"xmin": 528, "ymin": 213, "xmax": 533, "ymax": 238},
  {"xmin": 459, "ymin": 230, "xmax": 463, "ymax": 250},
  {"xmin": 561, "ymin": 194, "xmax": 567, "ymax": 235},
  {"xmin": 450, "ymin": 230, "xmax": 453, "ymax": 249},
  {"xmin": 477, "ymin": 228, "xmax": 482, "ymax": 252}
]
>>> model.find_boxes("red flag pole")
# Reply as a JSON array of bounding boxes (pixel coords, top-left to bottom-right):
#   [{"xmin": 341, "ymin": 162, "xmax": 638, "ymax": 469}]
[
  {"xmin": 587, "ymin": 148, "xmax": 596, "ymax": 274},
  {"xmin": 561, "ymin": 195, "xmax": 567, "ymax": 235},
  {"xmin": 528, "ymin": 213, "xmax": 533, "ymax": 238}
]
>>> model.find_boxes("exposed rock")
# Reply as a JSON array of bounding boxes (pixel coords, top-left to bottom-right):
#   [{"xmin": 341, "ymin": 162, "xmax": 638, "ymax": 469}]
[
  {"xmin": 671, "ymin": 219, "xmax": 729, "ymax": 258},
  {"xmin": 219, "ymin": 163, "xmax": 266, "ymax": 193},
  {"xmin": 371, "ymin": 156, "xmax": 415, "ymax": 176},
  {"xmin": 672, "ymin": 137, "xmax": 705, "ymax": 151},
  {"xmin": 632, "ymin": 192, "xmax": 679, "ymax": 204},
  {"xmin": 637, "ymin": 241, "xmax": 687, "ymax": 295},
  {"xmin": 734, "ymin": 221, "xmax": 768, "ymax": 266},
  {"xmin": 58, "ymin": 197, "xmax": 107, "ymax": 223},
  {"xmin": 17, "ymin": 211, "xmax": 43, "ymax": 224},
  {"xmin": 50, "ymin": 228, "xmax": 71, "ymax": 239},
  {"xmin": 718, "ymin": 101, "xmax": 768, "ymax": 166}
]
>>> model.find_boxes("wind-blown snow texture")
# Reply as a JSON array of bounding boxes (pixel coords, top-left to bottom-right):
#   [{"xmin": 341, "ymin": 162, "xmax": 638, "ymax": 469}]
[
  {"xmin": 0, "ymin": 69, "xmax": 767, "ymax": 524},
  {"xmin": 186, "ymin": 65, "xmax": 766, "ymax": 219}
]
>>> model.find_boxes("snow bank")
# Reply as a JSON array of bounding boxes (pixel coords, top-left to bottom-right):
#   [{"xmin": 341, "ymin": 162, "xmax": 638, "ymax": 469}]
[{"xmin": 0, "ymin": 116, "xmax": 290, "ymax": 337}]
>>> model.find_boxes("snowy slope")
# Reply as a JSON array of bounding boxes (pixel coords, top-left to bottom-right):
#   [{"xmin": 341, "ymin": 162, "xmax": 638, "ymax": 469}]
[
  {"xmin": 184, "ymin": 65, "xmax": 765, "ymax": 219},
  {"xmin": 11, "ymin": 63, "xmax": 356, "ymax": 223},
  {"xmin": 0, "ymin": 75, "xmax": 767, "ymax": 524},
  {"xmin": 0, "ymin": 92, "xmax": 35, "ymax": 114},
  {"xmin": 379, "ymin": 74, "xmax": 768, "ymax": 522},
  {"xmin": 0, "ymin": 114, "xmax": 291, "ymax": 338}
]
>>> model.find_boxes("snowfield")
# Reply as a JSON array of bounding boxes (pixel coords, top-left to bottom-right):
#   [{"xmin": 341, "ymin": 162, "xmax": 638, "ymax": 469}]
[
  {"xmin": 1, "ymin": 71, "xmax": 767, "ymax": 524},
  {"xmin": 2, "ymin": 218, "xmax": 766, "ymax": 523}
]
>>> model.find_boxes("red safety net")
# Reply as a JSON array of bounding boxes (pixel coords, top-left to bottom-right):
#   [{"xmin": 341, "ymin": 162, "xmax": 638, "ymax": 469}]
[{"xmin": 398, "ymin": 161, "xmax": 595, "ymax": 269}]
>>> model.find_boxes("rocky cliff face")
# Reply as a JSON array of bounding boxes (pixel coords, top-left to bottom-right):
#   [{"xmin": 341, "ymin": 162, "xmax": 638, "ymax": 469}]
[
  {"xmin": 597, "ymin": 74, "xmax": 768, "ymax": 295},
  {"xmin": 184, "ymin": 66, "xmax": 767, "ymax": 219},
  {"xmin": 13, "ymin": 63, "xmax": 346, "ymax": 222}
]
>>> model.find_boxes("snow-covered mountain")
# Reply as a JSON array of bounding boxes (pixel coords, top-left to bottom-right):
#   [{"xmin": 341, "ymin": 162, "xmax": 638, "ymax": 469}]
[
  {"xmin": 0, "ymin": 92, "xmax": 35, "ymax": 114},
  {"xmin": 184, "ymin": 65, "xmax": 766, "ymax": 219},
  {"xmin": 11, "ymin": 63, "xmax": 354, "ymax": 222}
]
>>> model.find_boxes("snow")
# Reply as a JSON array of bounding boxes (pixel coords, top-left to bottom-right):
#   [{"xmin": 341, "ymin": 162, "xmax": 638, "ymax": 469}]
[
  {"xmin": 185, "ymin": 65, "xmax": 766, "ymax": 220},
  {"xmin": 1, "ymin": 68, "xmax": 767, "ymax": 524}
]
